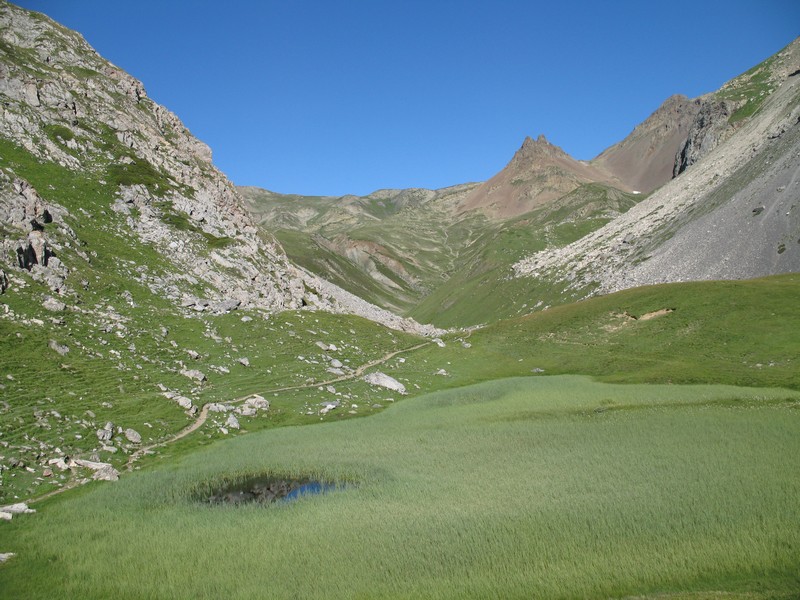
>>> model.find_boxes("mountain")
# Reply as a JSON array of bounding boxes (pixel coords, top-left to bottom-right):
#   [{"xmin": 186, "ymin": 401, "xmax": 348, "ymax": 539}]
[
  {"xmin": 0, "ymin": 0, "xmax": 437, "ymax": 335},
  {"xmin": 514, "ymin": 37, "xmax": 800, "ymax": 297},
  {"xmin": 245, "ymin": 38, "xmax": 800, "ymax": 327},
  {"xmin": 240, "ymin": 184, "xmax": 484, "ymax": 313},
  {"xmin": 591, "ymin": 94, "xmax": 701, "ymax": 193},
  {"xmin": 0, "ymin": 1, "xmax": 441, "ymax": 503},
  {"xmin": 454, "ymin": 134, "xmax": 630, "ymax": 219}
]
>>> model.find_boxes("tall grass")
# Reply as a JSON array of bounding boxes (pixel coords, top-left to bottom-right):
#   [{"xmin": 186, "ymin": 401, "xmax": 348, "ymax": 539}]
[{"xmin": 2, "ymin": 376, "xmax": 798, "ymax": 599}]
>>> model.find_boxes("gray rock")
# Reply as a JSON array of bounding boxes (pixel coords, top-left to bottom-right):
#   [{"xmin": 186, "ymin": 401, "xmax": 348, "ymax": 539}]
[
  {"xmin": 92, "ymin": 465, "xmax": 120, "ymax": 481},
  {"xmin": 42, "ymin": 296, "xmax": 67, "ymax": 312},
  {"xmin": 320, "ymin": 400, "xmax": 340, "ymax": 415},
  {"xmin": 174, "ymin": 395, "xmax": 194, "ymax": 410},
  {"xmin": 0, "ymin": 269, "xmax": 8, "ymax": 294},
  {"xmin": 0, "ymin": 502, "xmax": 35, "ymax": 515},
  {"xmin": 0, "ymin": 552, "xmax": 16, "ymax": 563},
  {"xmin": 48, "ymin": 339, "xmax": 69, "ymax": 355},
  {"xmin": 225, "ymin": 414, "xmax": 240, "ymax": 430},
  {"xmin": 180, "ymin": 369, "xmax": 206, "ymax": 383},
  {"xmin": 363, "ymin": 372, "xmax": 407, "ymax": 395},
  {"xmin": 124, "ymin": 428, "xmax": 141, "ymax": 444},
  {"xmin": 211, "ymin": 299, "xmax": 240, "ymax": 314},
  {"xmin": 237, "ymin": 357, "xmax": 250, "ymax": 367},
  {"xmin": 96, "ymin": 425, "xmax": 113, "ymax": 442}
]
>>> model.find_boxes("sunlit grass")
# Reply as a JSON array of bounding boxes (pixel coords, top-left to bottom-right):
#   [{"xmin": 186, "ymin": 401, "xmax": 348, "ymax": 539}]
[{"xmin": 2, "ymin": 376, "xmax": 799, "ymax": 599}]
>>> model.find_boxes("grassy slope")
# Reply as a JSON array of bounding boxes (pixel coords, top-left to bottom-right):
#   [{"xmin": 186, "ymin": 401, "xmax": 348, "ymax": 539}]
[
  {"xmin": 254, "ymin": 183, "xmax": 642, "ymax": 328},
  {"xmin": 1, "ymin": 376, "xmax": 798, "ymax": 599},
  {"xmin": 0, "ymin": 138, "xmax": 423, "ymax": 502},
  {"xmin": 409, "ymin": 184, "xmax": 643, "ymax": 328},
  {"xmin": 2, "ymin": 270, "xmax": 799, "ymax": 598},
  {"xmin": 396, "ymin": 274, "xmax": 800, "ymax": 394}
]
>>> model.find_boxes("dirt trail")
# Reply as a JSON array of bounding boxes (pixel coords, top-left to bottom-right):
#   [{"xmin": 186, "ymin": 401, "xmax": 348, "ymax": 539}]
[
  {"xmin": 124, "ymin": 340, "xmax": 431, "ymax": 470},
  {"xmin": 27, "ymin": 340, "xmax": 432, "ymax": 505}
]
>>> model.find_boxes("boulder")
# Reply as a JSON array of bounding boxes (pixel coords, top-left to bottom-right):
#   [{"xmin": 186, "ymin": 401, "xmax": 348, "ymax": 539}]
[
  {"xmin": 48, "ymin": 339, "xmax": 69, "ymax": 355},
  {"xmin": 211, "ymin": 299, "xmax": 240, "ymax": 314},
  {"xmin": 42, "ymin": 296, "xmax": 67, "ymax": 312},
  {"xmin": 96, "ymin": 424, "xmax": 113, "ymax": 442},
  {"xmin": 124, "ymin": 428, "xmax": 141, "ymax": 444},
  {"xmin": 0, "ymin": 502, "xmax": 35, "ymax": 515},
  {"xmin": 244, "ymin": 394, "xmax": 269, "ymax": 411},
  {"xmin": 174, "ymin": 395, "xmax": 194, "ymax": 410},
  {"xmin": 92, "ymin": 465, "xmax": 120, "ymax": 481},
  {"xmin": 363, "ymin": 372, "xmax": 407, "ymax": 395},
  {"xmin": 47, "ymin": 457, "xmax": 69, "ymax": 471},
  {"xmin": 237, "ymin": 357, "xmax": 250, "ymax": 367},
  {"xmin": 0, "ymin": 269, "xmax": 8, "ymax": 294},
  {"xmin": 320, "ymin": 400, "xmax": 340, "ymax": 415},
  {"xmin": 225, "ymin": 414, "xmax": 240, "ymax": 430},
  {"xmin": 180, "ymin": 369, "xmax": 206, "ymax": 383}
]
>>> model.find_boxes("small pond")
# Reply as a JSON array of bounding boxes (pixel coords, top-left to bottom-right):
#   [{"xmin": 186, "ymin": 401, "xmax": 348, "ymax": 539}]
[{"xmin": 202, "ymin": 476, "xmax": 340, "ymax": 506}]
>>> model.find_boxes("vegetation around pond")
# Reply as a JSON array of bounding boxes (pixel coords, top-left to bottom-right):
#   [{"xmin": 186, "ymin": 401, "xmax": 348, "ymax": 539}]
[{"xmin": 1, "ymin": 376, "xmax": 799, "ymax": 599}]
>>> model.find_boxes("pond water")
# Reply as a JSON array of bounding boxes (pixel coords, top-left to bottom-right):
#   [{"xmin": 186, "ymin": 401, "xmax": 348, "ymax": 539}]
[{"xmin": 203, "ymin": 476, "xmax": 340, "ymax": 506}]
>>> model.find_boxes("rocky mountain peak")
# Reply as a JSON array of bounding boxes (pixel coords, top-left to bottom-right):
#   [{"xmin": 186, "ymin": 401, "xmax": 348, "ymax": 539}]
[
  {"xmin": 456, "ymin": 134, "xmax": 625, "ymax": 219},
  {"xmin": 515, "ymin": 134, "xmax": 560, "ymax": 158},
  {"xmin": 0, "ymin": 1, "xmax": 441, "ymax": 336}
]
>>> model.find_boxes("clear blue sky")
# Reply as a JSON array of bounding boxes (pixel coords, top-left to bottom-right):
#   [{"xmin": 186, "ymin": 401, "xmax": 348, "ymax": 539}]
[{"xmin": 14, "ymin": 1, "xmax": 800, "ymax": 196}]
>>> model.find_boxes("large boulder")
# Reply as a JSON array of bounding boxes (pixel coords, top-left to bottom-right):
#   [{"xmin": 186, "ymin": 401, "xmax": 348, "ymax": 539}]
[
  {"xmin": 124, "ymin": 428, "xmax": 141, "ymax": 444},
  {"xmin": 180, "ymin": 369, "xmax": 206, "ymax": 383},
  {"xmin": 363, "ymin": 372, "xmax": 407, "ymax": 395}
]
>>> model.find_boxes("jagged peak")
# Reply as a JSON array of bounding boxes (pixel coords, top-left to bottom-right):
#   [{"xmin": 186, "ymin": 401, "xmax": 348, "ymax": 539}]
[{"xmin": 511, "ymin": 133, "xmax": 571, "ymax": 166}]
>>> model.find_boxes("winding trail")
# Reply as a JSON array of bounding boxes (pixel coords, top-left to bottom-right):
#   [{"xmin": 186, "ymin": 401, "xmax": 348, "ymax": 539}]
[
  {"xmin": 28, "ymin": 340, "xmax": 432, "ymax": 505},
  {"xmin": 124, "ymin": 339, "xmax": 431, "ymax": 469}
]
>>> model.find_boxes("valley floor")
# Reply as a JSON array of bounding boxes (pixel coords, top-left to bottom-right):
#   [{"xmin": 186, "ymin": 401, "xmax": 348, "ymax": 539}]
[{"xmin": 1, "ymin": 375, "xmax": 799, "ymax": 599}]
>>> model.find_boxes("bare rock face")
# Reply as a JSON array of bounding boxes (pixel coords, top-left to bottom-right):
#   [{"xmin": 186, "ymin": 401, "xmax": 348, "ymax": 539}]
[
  {"xmin": 673, "ymin": 99, "xmax": 735, "ymax": 176},
  {"xmin": 593, "ymin": 94, "xmax": 702, "ymax": 193},
  {"xmin": 0, "ymin": 2, "xmax": 459, "ymax": 337},
  {"xmin": 0, "ymin": 2, "xmax": 322, "ymax": 314}
]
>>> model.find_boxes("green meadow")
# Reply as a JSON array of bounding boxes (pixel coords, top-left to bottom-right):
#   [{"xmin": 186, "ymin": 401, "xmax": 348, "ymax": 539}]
[
  {"xmin": 2, "ymin": 376, "xmax": 799, "ymax": 599},
  {"xmin": 3, "ymin": 230, "xmax": 800, "ymax": 599}
]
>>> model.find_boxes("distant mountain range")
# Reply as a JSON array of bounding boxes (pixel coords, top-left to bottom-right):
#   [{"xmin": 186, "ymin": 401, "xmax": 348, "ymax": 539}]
[{"xmin": 242, "ymin": 37, "xmax": 800, "ymax": 327}]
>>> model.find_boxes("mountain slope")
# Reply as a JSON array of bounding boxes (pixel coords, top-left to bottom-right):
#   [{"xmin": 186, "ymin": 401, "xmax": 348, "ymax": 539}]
[
  {"xmin": 591, "ymin": 94, "xmax": 701, "ymax": 193},
  {"xmin": 0, "ymin": 1, "xmax": 441, "ymax": 503},
  {"xmin": 514, "ymin": 37, "xmax": 800, "ymax": 297}
]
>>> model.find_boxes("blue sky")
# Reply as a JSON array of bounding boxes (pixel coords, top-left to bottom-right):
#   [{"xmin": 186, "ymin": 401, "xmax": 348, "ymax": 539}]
[{"xmin": 14, "ymin": 1, "xmax": 800, "ymax": 196}]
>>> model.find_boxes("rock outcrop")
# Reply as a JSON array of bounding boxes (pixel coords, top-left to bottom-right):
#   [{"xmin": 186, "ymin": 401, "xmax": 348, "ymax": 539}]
[
  {"xmin": 363, "ymin": 372, "xmax": 407, "ymax": 395},
  {"xmin": 592, "ymin": 94, "xmax": 701, "ymax": 193},
  {"xmin": 0, "ymin": 1, "xmax": 440, "ymax": 336}
]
